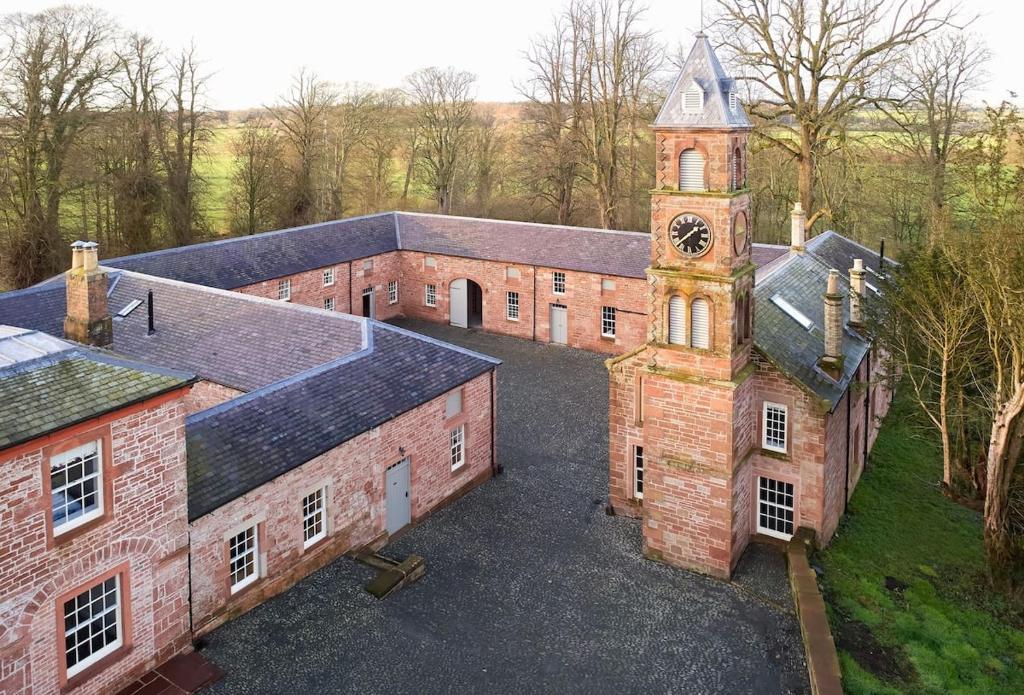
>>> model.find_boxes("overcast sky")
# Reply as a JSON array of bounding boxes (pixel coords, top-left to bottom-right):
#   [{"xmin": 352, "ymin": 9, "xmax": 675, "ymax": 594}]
[{"xmin": 6, "ymin": 0, "xmax": 1020, "ymax": 108}]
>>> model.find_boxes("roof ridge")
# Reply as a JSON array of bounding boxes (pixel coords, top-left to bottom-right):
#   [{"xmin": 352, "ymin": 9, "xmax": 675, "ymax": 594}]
[
  {"xmin": 113, "ymin": 269, "xmax": 367, "ymax": 328},
  {"xmin": 374, "ymin": 321, "xmax": 501, "ymax": 366},
  {"xmin": 395, "ymin": 211, "xmax": 649, "ymax": 238},
  {"xmin": 105, "ymin": 211, "xmax": 396, "ymax": 266},
  {"xmin": 186, "ymin": 323, "xmax": 376, "ymax": 425}
]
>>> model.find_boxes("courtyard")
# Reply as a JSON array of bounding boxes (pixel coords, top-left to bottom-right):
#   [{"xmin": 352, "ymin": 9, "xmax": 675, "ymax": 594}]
[{"xmin": 199, "ymin": 320, "xmax": 809, "ymax": 694}]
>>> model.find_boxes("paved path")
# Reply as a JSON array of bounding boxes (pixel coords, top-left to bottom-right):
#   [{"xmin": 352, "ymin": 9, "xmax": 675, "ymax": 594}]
[{"xmin": 200, "ymin": 321, "xmax": 808, "ymax": 694}]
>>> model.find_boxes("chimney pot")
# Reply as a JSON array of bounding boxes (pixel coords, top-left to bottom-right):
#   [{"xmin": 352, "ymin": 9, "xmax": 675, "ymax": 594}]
[
  {"xmin": 821, "ymin": 268, "xmax": 845, "ymax": 377},
  {"xmin": 849, "ymin": 258, "xmax": 866, "ymax": 327},
  {"xmin": 64, "ymin": 241, "xmax": 112, "ymax": 347},
  {"xmin": 791, "ymin": 202, "xmax": 806, "ymax": 251}
]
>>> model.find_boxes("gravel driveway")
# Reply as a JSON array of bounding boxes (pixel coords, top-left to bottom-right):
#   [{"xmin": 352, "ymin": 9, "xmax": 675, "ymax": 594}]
[{"xmin": 199, "ymin": 320, "xmax": 808, "ymax": 694}]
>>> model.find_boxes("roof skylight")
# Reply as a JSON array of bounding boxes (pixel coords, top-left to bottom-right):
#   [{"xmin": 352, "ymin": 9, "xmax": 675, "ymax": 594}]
[
  {"xmin": 116, "ymin": 299, "xmax": 143, "ymax": 318},
  {"xmin": 771, "ymin": 294, "xmax": 814, "ymax": 331}
]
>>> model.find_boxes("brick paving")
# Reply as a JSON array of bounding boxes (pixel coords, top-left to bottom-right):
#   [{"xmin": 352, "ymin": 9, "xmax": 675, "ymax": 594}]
[{"xmin": 198, "ymin": 321, "xmax": 808, "ymax": 694}]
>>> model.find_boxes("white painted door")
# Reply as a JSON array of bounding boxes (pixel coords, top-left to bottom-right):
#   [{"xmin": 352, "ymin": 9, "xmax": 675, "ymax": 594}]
[
  {"xmin": 550, "ymin": 304, "xmax": 568, "ymax": 345},
  {"xmin": 386, "ymin": 458, "xmax": 411, "ymax": 535},
  {"xmin": 450, "ymin": 279, "xmax": 468, "ymax": 328}
]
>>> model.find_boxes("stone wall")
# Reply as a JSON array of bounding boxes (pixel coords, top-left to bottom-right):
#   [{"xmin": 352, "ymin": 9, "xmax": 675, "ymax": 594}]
[
  {"xmin": 182, "ymin": 380, "xmax": 244, "ymax": 415},
  {"xmin": 0, "ymin": 391, "xmax": 193, "ymax": 695},
  {"xmin": 187, "ymin": 371, "xmax": 495, "ymax": 635}
]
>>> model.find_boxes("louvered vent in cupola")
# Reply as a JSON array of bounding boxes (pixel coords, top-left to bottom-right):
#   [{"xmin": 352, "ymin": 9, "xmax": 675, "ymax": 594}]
[{"xmin": 683, "ymin": 82, "xmax": 704, "ymax": 112}]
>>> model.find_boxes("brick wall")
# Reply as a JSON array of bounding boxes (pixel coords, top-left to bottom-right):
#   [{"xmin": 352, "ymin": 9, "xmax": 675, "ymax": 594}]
[
  {"xmin": 0, "ymin": 392, "xmax": 192, "ymax": 695},
  {"xmin": 188, "ymin": 370, "xmax": 495, "ymax": 635},
  {"xmin": 182, "ymin": 380, "xmax": 244, "ymax": 414},
  {"xmin": 398, "ymin": 251, "xmax": 646, "ymax": 354}
]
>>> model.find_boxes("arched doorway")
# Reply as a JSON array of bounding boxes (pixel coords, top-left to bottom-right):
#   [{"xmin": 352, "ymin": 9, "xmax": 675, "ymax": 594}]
[{"xmin": 450, "ymin": 278, "xmax": 483, "ymax": 329}]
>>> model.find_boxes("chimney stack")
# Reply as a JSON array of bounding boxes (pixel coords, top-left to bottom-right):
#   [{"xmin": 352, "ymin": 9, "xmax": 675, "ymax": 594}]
[
  {"xmin": 820, "ymin": 269, "xmax": 844, "ymax": 378},
  {"xmin": 64, "ymin": 241, "xmax": 112, "ymax": 347},
  {"xmin": 849, "ymin": 258, "xmax": 866, "ymax": 328},
  {"xmin": 791, "ymin": 202, "xmax": 806, "ymax": 252}
]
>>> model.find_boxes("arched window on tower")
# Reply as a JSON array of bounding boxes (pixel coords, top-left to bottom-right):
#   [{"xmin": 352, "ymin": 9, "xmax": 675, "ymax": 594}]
[
  {"xmin": 732, "ymin": 147, "xmax": 743, "ymax": 190},
  {"xmin": 679, "ymin": 149, "xmax": 705, "ymax": 192},
  {"xmin": 668, "ymin": 296, "xmax": 686, "ymax": 345},
  {"xmin": 690, "ymin": 297, "xmax": 710, "ymax": 349}
]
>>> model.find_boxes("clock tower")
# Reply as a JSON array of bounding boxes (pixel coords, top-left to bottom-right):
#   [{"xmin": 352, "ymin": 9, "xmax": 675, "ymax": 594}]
[{"xmin": 607, "ymin": 33, "xmax": 756, "ymax": 578}]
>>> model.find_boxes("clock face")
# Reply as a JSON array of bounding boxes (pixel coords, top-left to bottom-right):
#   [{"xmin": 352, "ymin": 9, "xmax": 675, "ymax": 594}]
[
  {"xmin": 733, "ymin": 212, "xmax": 749, "ymax": 254},
  {"xmin": 669, "ymin": 213, "xmax": 712, "ymax": 257}
]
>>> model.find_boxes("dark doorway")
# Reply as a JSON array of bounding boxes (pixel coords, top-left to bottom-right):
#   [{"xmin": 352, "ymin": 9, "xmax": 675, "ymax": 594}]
[
  {"xmin": 467, "ymin": 280, "xmax": 483, "ymax": 328},
  {"xmin": 362, "ymin": 288, "xmax": 375, "ymax": 319}
]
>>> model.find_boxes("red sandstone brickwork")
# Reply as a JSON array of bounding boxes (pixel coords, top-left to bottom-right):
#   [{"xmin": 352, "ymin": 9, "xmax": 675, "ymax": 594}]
[
  {"xmin": 398, "ymin": 251, "xmax": 646, "ymax": 354},
  {"xmin": 182, "ymin": 380, "xmax": 244, "ymax": 414},
  {"xmin": 607, "ymin": 347, "xmax": 646, "ymax": 517},
  {"xmin": 237, "ymin": 262, "xmax": 352, "ymax": 313},
  {"xmin": 0, "ymin": 393, "xmax": 193, "ymax": 695},
  {"xmin": 188, "ymin": 371, "xmax": 495, "ymax": 635}
]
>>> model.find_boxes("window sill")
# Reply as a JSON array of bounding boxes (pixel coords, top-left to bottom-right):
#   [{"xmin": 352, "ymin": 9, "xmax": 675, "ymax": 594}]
[
  {"xmin": 450, "ymin": 462, "xmax": 468, "ymax": 476},
  {"xmin": 303, "ymin": 534, "xmax": 328, "ymax": 552},
  {"xmin": 760, "ymin": 448, "xmax": 789, "ymax": 461},
  {"xmin": 229, "ymin": 574, "xmax": 261, "ymax": 597},
  {"xmin": 51, "ymin": 510, "xmax": 109, "ymax": 548},
  {"xmin": 601, "ymin": 335, "xmax": 616, "ymax": 341},
  {"xmin": 507, "ymin": 317, "xmax": 519, "ymax": 322},
  {"xmin": 62, "ymin": 644, "xmax": 133, "ymax": 693}
]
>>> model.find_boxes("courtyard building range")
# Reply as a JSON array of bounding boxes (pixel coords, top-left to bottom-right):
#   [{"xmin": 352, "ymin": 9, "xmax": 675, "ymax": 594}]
[{"xmin": 0, "ymin": 33, "xmax": 890, "ymax": 695}]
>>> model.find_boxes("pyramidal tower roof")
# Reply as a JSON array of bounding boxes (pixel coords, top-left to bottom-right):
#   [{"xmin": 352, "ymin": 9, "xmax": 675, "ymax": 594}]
[{"xmin": 654, "ymin": 32, "xmax": 751, "ymax": 130}]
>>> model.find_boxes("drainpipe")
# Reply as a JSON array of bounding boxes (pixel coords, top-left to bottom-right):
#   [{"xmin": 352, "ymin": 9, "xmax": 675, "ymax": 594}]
[
  {"xmin": 348, "ymin": 262, "xmax": 353, "ymax": 313},
  {"xmin": 490, "ymin": 368, "xmax": 501, "ymax": 475},
  {"xmin": 532, "ymin": 265, "xmax": 537, "ymax": 342},
  {"xmin": 844, "ymin": 385, "xmax": 851, "ymax": 513},
  {"xmin": 864, "ymin": 350, "xmax": 871, "ymax": 468}
]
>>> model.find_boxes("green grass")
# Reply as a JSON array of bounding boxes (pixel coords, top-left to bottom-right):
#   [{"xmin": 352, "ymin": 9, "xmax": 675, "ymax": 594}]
[
  {"xmin": 818, "ymin": 395, "xmax": 1024, "ymax": 694},
  {"xmin": 196, "ymin": 124, "xmax": 239, "ymax": 235}
]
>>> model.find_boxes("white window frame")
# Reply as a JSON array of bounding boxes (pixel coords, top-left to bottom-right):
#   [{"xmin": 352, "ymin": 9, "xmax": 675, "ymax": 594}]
[
  {"xmin": 277, "ymin": 279, "xmax": 291, "ymax": 302},
  {"xmin": 633, "ymin": 445, "xmax": 645, "ymax": 500},
  {"xmin": 63, "ymin": 575, "xmax": 122, "ymax": 677},
  {"xmin": 425, "ymin": 283, "xmax": 437, "ymax": 307},
  {"xmin": 762, "ymin": 402, "xmax": 788, "ymax": 454},
  {"xmin": 601, "ymin": 306, "xmax": 616, "ymax": 338},
  {"xmin": 506, "ymin": 291, "xmax": 520, "ymax": 321},
  {"xmin": 229, "ymin": 525, "xmax": 259, "ymax": 593},
  {"xmin": 302, "ymin": 488, "xmax": 327, "ymax": 549},
  {"xmin": 323, "ymin": 268, "xmax": 335, "ymax": 287},
  {"xmin": 552, "ymin": 271, "xmax": 566, "ymax": 295},
  {"xmin": 51, "ymin": 440, "xmax": 104, "ymax": 535},
  {"xmin": 445, "ymin": 389, "xmax": 463, "ymax": 419},
  {"xmin": 388, "ymin": 280, "xmax": 399, "ymax": 304},
  {"xmin": 450, "ymin": 425, "xmax": 465, "ymax": 471},
  {"xmin": 323, "ymin": 297, "xmax": 335, "ymax": 311},
  {"xmin": 757, "ymin": 476, "xmax": 795, "ymax": 540}
]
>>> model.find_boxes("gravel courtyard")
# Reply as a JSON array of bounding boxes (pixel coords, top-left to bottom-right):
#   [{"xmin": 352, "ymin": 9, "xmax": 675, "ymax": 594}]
[{"xmin": 200, "ymin": 320, "xmax": 808, "ymax": 694}]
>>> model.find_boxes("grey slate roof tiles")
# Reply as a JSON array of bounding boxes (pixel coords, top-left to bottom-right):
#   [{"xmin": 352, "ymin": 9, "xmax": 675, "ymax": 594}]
[
  {"xmin": 0, "ymin": 332, "xmax": 193, "ymax": 450},
  {"xmin": 654, "ymin": 32, "xmax": 752, "ymax": 130},
  {"xmin": 185, "ymin": 323, "xmax": 498, "ymax": 520},
  {"xmin": 753, "ymin": 252, "xmax": 870, "ymax": 407},
  {"xmin": 395, "ymin": 213, "xmax": 651, "ymax": 279}
]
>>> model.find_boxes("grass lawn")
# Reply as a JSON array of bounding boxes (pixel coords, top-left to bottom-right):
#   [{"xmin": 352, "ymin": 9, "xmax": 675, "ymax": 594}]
[{"xmin": 818, "ymin": 395, "xmax": 1024, "ymax": 694}]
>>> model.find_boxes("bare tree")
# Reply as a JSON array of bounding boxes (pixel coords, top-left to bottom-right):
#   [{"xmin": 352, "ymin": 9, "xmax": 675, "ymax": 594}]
[
  {"xmin": 360, "ymin": 88, "xmax": 403, "ymax": 212},
  {"xmin": 324, "ymin": 83, "xmax": 374, "ymax": 218},
  {"xmin": 714, "ymin": 0, "xmax": 957, "ymax": 232},
  {"xmin": 269, "ymin": 69, "xmax": 336, "ymax": 226},
  {"xmin": 229, "ymin": 118, "xmax": 282, "ymax": 235},
  {"xmin": 0, "ymin": 6, "xmax": 114, "ymax": 286},
  {"xmin": 882, "ymin": 31, "xmax": 989, "ymax": 232},
  {"xmin": 154, "ymin": 44, "xmax": 209, "ymax": 246},
  {"xmin": 468, "ymin": 108, "xmax": 505, "ymax": 217},
  {"xmin": 406, "ymin": 66, "xmax": 476, "ymax": 214},
  {"xmin": 576, "ymin": 0, "xmax": 660, "ymax": 229},
  {"xmin": 518, "ymin": 8, "xmax": 587, "ymax": 224}
]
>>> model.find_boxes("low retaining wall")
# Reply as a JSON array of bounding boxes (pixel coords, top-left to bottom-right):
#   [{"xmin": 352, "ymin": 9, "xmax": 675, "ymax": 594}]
[{"xmin": 787, "ymin": 527, "xmax": 843, "ymax": 695}]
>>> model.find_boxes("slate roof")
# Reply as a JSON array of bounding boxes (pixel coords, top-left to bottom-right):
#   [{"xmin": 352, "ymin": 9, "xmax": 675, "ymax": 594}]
[
  {"xmin": 654, "ymin": 33, "xmax": 751, "ymax": 129},
  {"xmin": 751, "ymin": 243, "xmax": 789, "ymax": 269},
  {"xmin": 185, "ymin": 322, "xmax": 499, "ymax": 520},
  {"xmin": 753, "ymin": 240, "xmax": 881, "ymax": 408},
  {"xmin": 40, "ymin": 212, "xmax": 652, "ymax": 293},
  {"xmin": 0, "ymin": 272, "xmax": 367, "ymax": 392},
  {"xmin": 104, "ymin": 213, "xmax": 398, "ymax": 290},
  {"xmin": 395, "ymin": 213, "xmax": 651, "ymax": 279},
  {"xmin": 0, "ymin": 327, "xmax": 194, "ymax": 450}
]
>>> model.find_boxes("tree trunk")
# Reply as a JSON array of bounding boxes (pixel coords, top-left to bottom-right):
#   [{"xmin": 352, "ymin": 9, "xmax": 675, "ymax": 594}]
[
  {"xmin": 798, "ymin": 136, "xmax": 815, "ymax": 230},
  {"xmin": 983, "ymin": 389, "xmax": 1024, "ymax": 580}
]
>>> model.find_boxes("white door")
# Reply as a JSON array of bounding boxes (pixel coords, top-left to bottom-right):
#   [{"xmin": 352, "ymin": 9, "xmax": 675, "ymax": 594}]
[
  {"xmin": 550, "ymin": 304, "xmax": 568, "ymax": 345},
  {"xmin": 385, "ymin": 458, "xmax": 411, "ymax": 535},
  {"xmin": 450, "ymin": 279, "xmax": 468, "ymax": 328}
]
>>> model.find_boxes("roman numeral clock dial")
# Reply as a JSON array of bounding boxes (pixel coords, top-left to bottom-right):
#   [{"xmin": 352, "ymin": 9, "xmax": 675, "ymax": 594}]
[{"xmin": 669, "ymin": 213, "xmax": 712, "ymax": 257}]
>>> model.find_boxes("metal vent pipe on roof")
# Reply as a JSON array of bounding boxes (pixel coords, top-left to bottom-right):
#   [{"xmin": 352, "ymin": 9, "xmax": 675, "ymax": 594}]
[{"xmin": 148, "ymin": 290, "xmax": 155, "ymax": 335}]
